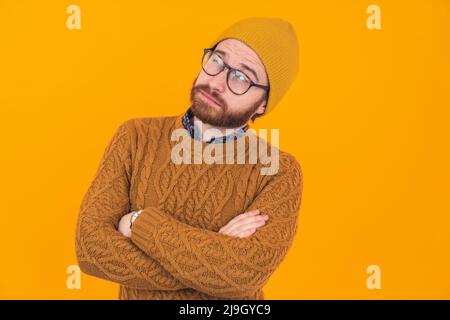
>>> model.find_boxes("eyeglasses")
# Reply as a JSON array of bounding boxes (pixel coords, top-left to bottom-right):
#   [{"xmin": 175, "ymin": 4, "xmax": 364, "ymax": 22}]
[{"xmin": 201, "ymin": 48, "xmax": 270, "ymax": 95}]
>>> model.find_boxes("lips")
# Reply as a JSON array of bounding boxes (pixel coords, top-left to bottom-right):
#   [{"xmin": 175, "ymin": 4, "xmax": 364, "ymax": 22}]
[{"xmin": 200, "ymin": 90, "xmax": 221, "ymax": 107}]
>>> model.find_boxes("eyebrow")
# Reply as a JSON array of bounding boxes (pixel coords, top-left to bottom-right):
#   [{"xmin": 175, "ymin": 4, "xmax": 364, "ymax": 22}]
[{"xmin": 214, "ymin": 49, "xmax": 260, "ymax": 82}]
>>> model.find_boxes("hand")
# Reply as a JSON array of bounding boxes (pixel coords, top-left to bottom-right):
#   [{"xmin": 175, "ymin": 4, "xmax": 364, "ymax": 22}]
[
  {"xmin": 118, "ymin": 212, "xmax": 134, "ymax": 238},
  {"xmin": 218, "ymin": 209, "xmax": 269, "ymax": 238}
]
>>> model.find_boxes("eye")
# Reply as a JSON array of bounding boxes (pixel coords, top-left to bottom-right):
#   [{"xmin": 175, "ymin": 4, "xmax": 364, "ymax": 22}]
[
  {"xmin": 234, "ymin": 71, "xmax": 249, "ymax": 82},
  {"xmin": 211, "ymin": 54, "xmax": 223, "ymax": 65}
]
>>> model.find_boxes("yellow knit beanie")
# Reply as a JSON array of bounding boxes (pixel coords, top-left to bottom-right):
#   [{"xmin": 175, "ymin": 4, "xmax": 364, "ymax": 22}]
[{"xmin": 209, "ymin": 17, "xmax": 300, "ymax": 115}]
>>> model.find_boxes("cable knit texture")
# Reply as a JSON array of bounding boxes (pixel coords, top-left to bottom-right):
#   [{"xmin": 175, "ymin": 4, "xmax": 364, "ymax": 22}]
[{"xmin": 75, "ymin": 113, "xmax": 303, "ymax": 300}]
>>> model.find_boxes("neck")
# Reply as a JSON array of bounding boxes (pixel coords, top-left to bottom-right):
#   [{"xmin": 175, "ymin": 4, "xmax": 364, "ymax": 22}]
[{"xmin": 192, "ymin": 116, "xmax": 248, "ymax": 142}]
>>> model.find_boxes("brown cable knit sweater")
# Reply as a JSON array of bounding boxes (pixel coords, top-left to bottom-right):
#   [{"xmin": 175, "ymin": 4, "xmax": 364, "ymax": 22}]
[{"xmin": 75, "ymin": 112, "xmax": 303, "ymax": 300}]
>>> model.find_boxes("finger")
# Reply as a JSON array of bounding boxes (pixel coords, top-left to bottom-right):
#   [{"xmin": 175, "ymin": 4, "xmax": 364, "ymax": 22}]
[
  {"xmin": 220, "ymin": 210, "xmax": 260, "ymax": 233},
  {"xmin": 227, "ymin": 215, "xmax": 268, "ymax": 235},
  {"xmin": 236, "ymin": 228, "xmax": 256, "ymax": 238},
  {"xmin": 226, "ymin": 214, "xmax": 268, "ymax": 235},
  {"xmin": 228, "ymin": 210, "xmax": 260, "ymax": 226},
  {"xmin": 220, "ymin": 226, "xmax": 253, "ymax": 237},
  {"xmin": 228, "ymin": 218, "xmax": 268, "ymax": 236}
]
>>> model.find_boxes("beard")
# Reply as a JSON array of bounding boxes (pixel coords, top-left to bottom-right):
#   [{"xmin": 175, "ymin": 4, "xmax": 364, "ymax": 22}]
[{"xmin": 189, "ymin": 80, "xmax": 264, "ymax": 128}]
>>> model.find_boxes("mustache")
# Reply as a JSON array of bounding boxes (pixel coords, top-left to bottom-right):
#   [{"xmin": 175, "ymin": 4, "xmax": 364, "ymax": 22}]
[{"xmin": 193, "ymin": 85, "xmax": 226, "ymax": 108}]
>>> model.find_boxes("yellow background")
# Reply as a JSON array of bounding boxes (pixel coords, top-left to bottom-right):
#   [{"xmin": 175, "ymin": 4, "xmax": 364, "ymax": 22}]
[{"xmin": 0, "ymin": 0, "xmax": 449, "ymax": 299}]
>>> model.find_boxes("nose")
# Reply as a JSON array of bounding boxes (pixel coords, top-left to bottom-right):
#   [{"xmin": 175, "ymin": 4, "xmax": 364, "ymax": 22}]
[{"xmin": 206, "ymin": 68, "xmax": 228, "ymax": 93}]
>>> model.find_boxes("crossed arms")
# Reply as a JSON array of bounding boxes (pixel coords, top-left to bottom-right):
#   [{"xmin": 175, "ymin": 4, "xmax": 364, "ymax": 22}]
[{"xmin": 75, "ymin": 120, "xmax": 303, "ymax": 299}]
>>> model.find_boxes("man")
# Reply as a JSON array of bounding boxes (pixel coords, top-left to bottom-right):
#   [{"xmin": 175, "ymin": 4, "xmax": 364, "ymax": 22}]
[{"xmin": 75, "ymin": 17, "xmax": 303, "ymax": 300}]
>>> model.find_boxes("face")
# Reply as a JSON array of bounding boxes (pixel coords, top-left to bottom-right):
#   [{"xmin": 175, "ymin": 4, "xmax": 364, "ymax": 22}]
[{"xmin": 190, "ymin": 38, "xmax": 269, "ymax": 128}]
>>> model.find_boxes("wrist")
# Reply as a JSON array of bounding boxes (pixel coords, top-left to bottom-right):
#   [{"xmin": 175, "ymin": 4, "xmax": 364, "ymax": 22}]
[{"xmin": 129, "ymin": 209, "xmax": 143, "ymax": 229}]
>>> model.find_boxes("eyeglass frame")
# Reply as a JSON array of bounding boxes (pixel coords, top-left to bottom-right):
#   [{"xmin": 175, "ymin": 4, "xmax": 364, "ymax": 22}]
[{"xmin": 201, "ymin": 47, "xmax": 270, "ymax": 96}]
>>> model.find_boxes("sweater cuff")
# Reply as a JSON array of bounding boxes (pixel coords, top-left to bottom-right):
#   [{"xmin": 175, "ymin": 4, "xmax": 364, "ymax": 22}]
[{"xmin": 130, "ymin": 207, "xmax": 167, "ymax": 259}]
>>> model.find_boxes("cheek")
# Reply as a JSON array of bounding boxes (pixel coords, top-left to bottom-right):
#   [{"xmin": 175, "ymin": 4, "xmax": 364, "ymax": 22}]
[
  {"xmin": 196, "ymin": 72, "xmax": 213, "ymax": 86},
  {"xmin": 229, "ymin": 93, "xmax": 257, "ymax": 111},
  {"xmin": 225, "ymin": 95, "xmax": 247, "ymax": 112},
  {"xmin": 192, "ymin": 73, "xmax": 204, "ymax": 87},
  {"xmin": 194, "ymin": 73, "xmax": 203, "ymax": 85},
  {"xmin": 247, "ymin": 91, "xmax": 263, "ymax": 103}
]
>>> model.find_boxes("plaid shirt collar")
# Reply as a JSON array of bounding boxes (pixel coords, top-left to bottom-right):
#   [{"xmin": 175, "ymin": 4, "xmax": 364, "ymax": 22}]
[{"xmin": 182, "ymin": 108, "xmax": 249, "ymax": 144}]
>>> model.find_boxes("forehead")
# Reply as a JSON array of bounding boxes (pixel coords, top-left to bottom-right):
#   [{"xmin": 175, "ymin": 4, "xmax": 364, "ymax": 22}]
[{"xmin": 214, "ymin": 39, "xmax": 265, "ymax": 76}]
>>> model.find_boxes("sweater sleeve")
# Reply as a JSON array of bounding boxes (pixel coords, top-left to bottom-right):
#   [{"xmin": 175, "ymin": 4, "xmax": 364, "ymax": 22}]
[
  {"xmin": 130, "ymin": 154, "xmax": 303, "ymax": 298},
  {"xmin": 75, "ymin": 119, "xmax": 187, "ymax": 291}
]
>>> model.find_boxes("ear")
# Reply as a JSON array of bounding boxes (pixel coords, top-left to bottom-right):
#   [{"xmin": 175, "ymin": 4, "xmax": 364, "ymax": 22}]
[
  {"xmin": 251, "ymin": 94, "xmax": 268, "ymax": 122},
  {"xmin": 255, "ymin": 102, "xmax": 266, "ymax": 116},
  {"xmin": 250, "ymin": 105, "xmax": 266, "ymax": 122}
]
